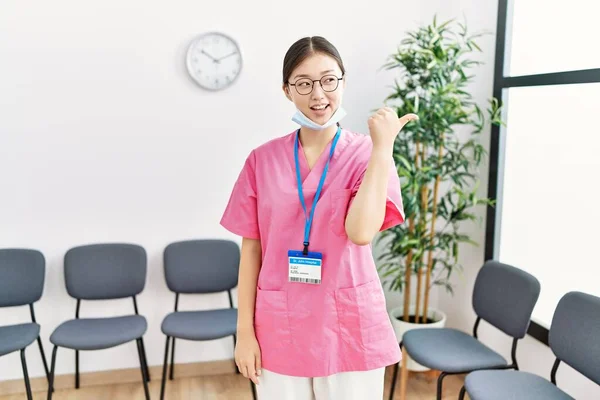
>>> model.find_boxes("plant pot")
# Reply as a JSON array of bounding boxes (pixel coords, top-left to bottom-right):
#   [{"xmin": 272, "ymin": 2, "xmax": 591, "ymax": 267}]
[{"xmin": 389, "ymin": 305, "xmax": 447, "ymax": 371}]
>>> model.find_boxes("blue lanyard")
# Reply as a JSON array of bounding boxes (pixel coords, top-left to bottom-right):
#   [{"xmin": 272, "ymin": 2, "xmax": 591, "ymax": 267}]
[{"xmin": 294, "ymin": 127, "xmax": 341, "ymax": 255}]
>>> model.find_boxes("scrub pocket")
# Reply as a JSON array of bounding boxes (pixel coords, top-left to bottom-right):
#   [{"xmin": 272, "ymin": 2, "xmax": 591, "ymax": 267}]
[
  {"xmin": 329, "ymin": 189, "xmax": 353, "ymax": 237},
  {"xmin": 335, "ymin": 280, "xmax": 389, "ymax": 345},
  {"xmin": 254, "ymin": 288, "xmax": 292, "ymax": 348}
]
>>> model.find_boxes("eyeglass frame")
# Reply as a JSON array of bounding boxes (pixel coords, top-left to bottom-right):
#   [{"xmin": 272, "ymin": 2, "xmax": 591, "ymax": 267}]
[{"xmin": 287, "ymin": 74, "xmax": 345, "ymax": 95}]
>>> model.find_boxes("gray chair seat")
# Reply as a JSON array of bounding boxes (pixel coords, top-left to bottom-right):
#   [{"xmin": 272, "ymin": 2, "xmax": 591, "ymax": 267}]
[
  {"xmin": 403, "ymin": 328, "xmax": 507, "ymax": 373},
  {"xmin": 0, "ymin": 323, "xmax": 40, "ymax": 357},
  {"xmin": 50, "ymin": 315, "xmax": 147, "ymax": 350},
  {"xmin": 465, "ymin": 370, "xmax": 574, "ymax": 400},
  {"xmin": 161, "ymin": 309, "xmax": 237, "ymax": 341}
]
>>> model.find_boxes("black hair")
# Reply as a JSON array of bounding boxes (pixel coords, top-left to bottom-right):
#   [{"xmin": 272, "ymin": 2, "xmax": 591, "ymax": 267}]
[{"xmin": 282, "ymin": 36, "xmax": 346, "ymax": 85}]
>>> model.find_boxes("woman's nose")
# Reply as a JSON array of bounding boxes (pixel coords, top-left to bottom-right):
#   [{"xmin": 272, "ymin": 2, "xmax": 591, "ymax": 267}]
[{"xmin": 311, "ymin": 82, "xmax": 326, "ymax": 99}]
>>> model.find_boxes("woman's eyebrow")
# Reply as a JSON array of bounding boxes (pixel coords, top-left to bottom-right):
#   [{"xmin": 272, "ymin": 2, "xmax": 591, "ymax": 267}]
[{"xmin": 292, "ymin": 70, "xmax": 335, "ymax": 80}]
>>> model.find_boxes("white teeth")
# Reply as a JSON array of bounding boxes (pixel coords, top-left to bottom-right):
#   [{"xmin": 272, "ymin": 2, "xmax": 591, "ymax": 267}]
[{"xmin": 312, "ymin": 105, "xmax": 327, "ymax": 110}]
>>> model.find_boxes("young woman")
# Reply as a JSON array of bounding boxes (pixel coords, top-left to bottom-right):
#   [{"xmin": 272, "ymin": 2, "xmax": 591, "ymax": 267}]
[{"xmin": 220, "ymin": 36, "xmax": 417, "ymax": 399}]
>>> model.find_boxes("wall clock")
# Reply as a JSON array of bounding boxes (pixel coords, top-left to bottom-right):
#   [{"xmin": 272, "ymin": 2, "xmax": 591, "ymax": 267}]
[{"xmin": 186, "ymin": 32, "xmax": 243, "ymax": 91}]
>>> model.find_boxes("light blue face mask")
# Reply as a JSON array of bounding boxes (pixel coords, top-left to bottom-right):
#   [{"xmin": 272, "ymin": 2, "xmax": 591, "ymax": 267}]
[{"xmin": 292, "ymin": 105, "xmax": 347, "ymax": 131}]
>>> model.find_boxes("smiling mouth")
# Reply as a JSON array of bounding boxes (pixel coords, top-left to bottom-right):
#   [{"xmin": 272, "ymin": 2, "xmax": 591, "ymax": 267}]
[{"xmin": 310, "ymin": 104, "xmax": 329, "ymax": 111}]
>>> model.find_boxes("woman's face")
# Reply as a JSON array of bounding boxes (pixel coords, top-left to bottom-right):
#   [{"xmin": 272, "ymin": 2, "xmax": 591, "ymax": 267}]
[{"xmin": 284, "ymin": 53, "xmax": 345, "ymax": 125}]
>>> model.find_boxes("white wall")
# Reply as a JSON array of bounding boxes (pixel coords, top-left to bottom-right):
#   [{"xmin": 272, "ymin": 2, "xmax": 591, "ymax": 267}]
[
  {"xmin": 3, "ymin": 3, "xmax": 596, "ymax": 398},
  {"xmin": 432, "ymin": 1, "xmax": 600, "ymax": 399},
  {"xmin": 0, "ymin": 0, "xmax": 435, "ymax": 381}
]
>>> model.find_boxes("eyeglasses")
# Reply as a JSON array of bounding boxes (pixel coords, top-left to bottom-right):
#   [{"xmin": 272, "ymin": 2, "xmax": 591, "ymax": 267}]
[{"xmin": 288, "ymin": 74, "xmax": 344, "ymax": 95}]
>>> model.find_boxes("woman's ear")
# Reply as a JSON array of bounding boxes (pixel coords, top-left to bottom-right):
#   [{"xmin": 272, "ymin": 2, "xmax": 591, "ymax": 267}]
[{"xmin": 282, "ymin": 84, "xmax": 292, "ymax": 101}]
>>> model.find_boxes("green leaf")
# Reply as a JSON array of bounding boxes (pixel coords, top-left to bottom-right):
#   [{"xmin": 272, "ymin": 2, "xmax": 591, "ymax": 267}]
[{"xmin": 378, "ymin": 16, "xmax": 502, "ymax": 301}]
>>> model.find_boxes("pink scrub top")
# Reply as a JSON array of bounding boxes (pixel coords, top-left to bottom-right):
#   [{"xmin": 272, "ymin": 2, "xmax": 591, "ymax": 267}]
[{"xmin": 220, "ymin": 128, "xmax": 404, "ymax": 377}]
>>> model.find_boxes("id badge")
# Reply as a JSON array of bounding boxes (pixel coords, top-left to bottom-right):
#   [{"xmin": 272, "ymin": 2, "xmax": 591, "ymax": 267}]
[{"xmin": 288, "ymin": 250, "xmax": 322, "ymax": 284}]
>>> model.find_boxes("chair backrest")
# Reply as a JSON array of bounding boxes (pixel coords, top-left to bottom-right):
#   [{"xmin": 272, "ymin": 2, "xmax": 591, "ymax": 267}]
[
  {"xmin": 472, "ymin": 260, "xmax": 540, "ymax": 338},
  {"xmin": 64, "ymin": 243, "xmax": 147, "ymax": 300},
  {"xmin": 549, "ymin": 291, "xmax": 600, "ymax": 386},
  {"xmin": 164, "ymin": 239, "xmax": 240, "ymax": 294},
  {"xmin": 0, "ymin": 249, "xmax": 45, "ymax": 307}
]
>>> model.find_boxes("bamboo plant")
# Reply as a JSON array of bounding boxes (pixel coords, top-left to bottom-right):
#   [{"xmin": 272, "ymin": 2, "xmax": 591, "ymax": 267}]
[{"xmin": 377, "ymin": 17, "xmax": 503, "ymax": 324}]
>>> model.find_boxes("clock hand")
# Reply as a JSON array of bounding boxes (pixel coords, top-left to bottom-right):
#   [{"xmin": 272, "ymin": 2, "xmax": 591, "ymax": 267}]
[
  {"xmin": 201, "ymin": 49, "xmax": 219, "ymax": 63},
  {"xmin": 216, "ymin": 51, "xmax": 237, "ymax": 61}
]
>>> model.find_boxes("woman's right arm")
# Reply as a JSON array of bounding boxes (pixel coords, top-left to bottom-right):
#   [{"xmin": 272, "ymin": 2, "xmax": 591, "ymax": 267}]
[{"xmin": 235, "ymin": 237, "xmax": 262, "ymax": 384}]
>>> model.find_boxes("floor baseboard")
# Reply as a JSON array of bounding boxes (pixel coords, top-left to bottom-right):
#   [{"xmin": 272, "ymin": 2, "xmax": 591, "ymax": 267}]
[{"xmin": 0, "ymin": 358, "xmax": 236, "ymax": 396}]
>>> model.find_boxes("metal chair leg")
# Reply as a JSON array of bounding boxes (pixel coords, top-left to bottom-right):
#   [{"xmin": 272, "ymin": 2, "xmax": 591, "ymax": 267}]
[
  {"xmin": 169, "ymin": 338, "xmax": 176, "ymax": 380},
  {"xmin": 36, "ymin": 337, "xmax": 51, "ymax": 384},
  {"xmin": 436, "ymin": 372, "xmax": 448, "ymax": 400},
  {"xmin": 75, "ymin": 350, "xmax": 79, "ymax": 389},
  {"xmin": 233, "ymin": 334, "xmax": 240, "ymax": 374},
  {"xmin": 160, "ymin": 336, "xmax": 171, "ymax": 400},
  {"xmin": 47, "ymin": 346, "xmax": 58, "ymax": 400},
  {"xmin": 140, "ymin": 337, "xmax": 151, "ymax": 382},
  {"xmin": 250, "ymin": 379, "xmax": 257, "ymax": 400},
  {"xmin": 459, "ymin": 385, "xmax": 467, "ymax": 400},
  {"xmin": 20, "ymin": 348, "xmax": 33, "ymax": 400},
  {"xmin": 136, "ymin": 339, "xmax": 150, "ymax": 400}
]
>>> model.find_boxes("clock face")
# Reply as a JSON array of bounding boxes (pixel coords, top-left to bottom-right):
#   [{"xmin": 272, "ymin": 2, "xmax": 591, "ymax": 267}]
[{"xmin": 186, "ymin": 32, "xmax": 242, "ymax": 91}]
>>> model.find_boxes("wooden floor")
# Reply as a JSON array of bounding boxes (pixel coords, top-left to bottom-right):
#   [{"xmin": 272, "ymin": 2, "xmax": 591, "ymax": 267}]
[{"xmin": 0, "ymin": 367, "xmax": 467, "ymax": 400}]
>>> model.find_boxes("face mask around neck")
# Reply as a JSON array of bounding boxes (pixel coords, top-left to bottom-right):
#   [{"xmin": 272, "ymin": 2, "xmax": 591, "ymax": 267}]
[{"xmin": 291, "ymin": 105, "xmax": 347, "ymax": 131}]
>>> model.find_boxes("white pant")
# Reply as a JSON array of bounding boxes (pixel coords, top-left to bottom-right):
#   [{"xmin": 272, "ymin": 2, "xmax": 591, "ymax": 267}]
[{"xmin": 256, "ymin": 367, "xmax": 385, "ymax": 400}]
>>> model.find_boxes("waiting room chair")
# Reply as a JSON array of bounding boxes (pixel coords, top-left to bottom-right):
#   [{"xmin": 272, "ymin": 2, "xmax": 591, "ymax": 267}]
[
  {"xmin": 160, "ymin": 239, "xmax": 256, "ymax": 400},
  {"xmin": 389, "ymin": 260, "xmax": 541, "ymax": 400},
  {"xmin": 0, "ymin": 249, "xmax": 51, "ymax": 400},
  {"xmin": 460, "ymin": 291, "xmax": 600, "ymax": 400},
  {"xmin": 47, "ymin": 243, "xmax": 151, "ymax": 400}
]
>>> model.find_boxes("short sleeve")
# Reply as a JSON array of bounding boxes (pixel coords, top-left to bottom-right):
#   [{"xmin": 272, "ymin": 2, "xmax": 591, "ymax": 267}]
[
  {"xmin": 351, "ymin": 158, "xmax": 405, "ymax": 232},
  {"xmin": 380, "ymin": 158, "xmax": 405, "ymax": 230},
  {"xmin": 220, "ymin": 150, "xmax": 261, "ymax": 239}
]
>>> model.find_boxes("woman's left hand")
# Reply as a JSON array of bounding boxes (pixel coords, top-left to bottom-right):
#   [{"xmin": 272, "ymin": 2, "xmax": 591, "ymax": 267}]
[{"xmin": 368, "ymin": 107, "xmax": 418, "ymax": 151}]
